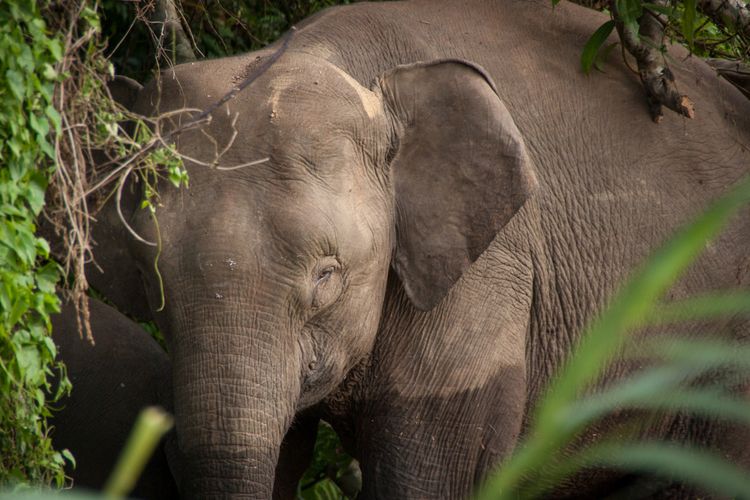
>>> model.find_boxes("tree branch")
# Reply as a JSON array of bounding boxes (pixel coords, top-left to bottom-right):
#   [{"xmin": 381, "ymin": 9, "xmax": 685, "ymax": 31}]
[
  {"xmin": 706, "ymin": 58, "xmax": 750, "ymax": 99},
  {"xmin": 697, "ymin": 0, "xmax": 750, "ymax": 38},
  {"xmin": 611, "ymin": 0, "xmax": 695, "ymax": 122},
  {"xmin": 149, "ymin": 0, "xmax": 196, "ymax": 65}
]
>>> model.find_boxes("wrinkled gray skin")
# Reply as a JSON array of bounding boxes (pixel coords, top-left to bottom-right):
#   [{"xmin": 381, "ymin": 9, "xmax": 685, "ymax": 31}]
[
  {"xmin": 87, "ymin": 0, "xmax": 750, "ymax": 498},
  {"xmin": 49, "ymin": 298, "xmax": 177, "ymax": 499}
]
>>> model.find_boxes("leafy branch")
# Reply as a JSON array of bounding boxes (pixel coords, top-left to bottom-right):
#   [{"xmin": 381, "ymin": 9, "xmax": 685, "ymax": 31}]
[{"xmin": 574, "ymin": 0, "xmax": 750, "ymax": 121}]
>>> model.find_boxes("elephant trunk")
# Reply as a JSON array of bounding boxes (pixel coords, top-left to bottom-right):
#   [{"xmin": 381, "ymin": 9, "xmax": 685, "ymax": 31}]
[{"xmin": 170, "ymin": 317, "xmax": 299, "ymax": 499}]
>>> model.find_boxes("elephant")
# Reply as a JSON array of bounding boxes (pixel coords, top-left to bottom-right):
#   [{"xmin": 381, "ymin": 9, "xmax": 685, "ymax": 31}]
[
  {"xmin": 83, "ymin": 0, "xmax": 750, "ymax": 498},
  {"xmin": 48, "ymin": 297, "xmax": 178, "ymax": 499}
]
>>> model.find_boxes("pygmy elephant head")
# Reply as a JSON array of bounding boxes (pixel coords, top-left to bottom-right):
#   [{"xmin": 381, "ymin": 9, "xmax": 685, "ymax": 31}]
[{"xmin": 95, "ymin": 51, "xmax": 536, "ymax": 497}]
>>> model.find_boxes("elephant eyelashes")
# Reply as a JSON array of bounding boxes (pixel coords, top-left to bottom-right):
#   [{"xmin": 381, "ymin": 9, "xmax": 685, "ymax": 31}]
[
  {"xmin": 315, "ymin": 267, "xmax": 335, "ymax": 285},
  {"xmin": 311, "ymin": 259, "xmax": 343, "ymax": 309}
]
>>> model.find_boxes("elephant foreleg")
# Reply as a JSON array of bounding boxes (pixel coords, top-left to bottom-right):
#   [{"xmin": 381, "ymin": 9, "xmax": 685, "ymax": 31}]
[{"xmin": 353, "ymin": 243, "xmax": 533, "ymax": 499}]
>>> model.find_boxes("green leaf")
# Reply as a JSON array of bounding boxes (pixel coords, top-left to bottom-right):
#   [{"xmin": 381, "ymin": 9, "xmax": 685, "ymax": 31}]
[
  {"xmin": 80, "ymin": 6, "xmax": 101, "ymax": 32},
  {"xmin": 649, "ymin": 291, "xmax": 750, "ymax": 325},
  {"xmin": 61, "ymin": 449, "xmax": 76, "ymax": 468},
  {"xmin": 477, "ymin": 175, "xmax": 750, "ymax": 500},
  {"xmin": 38, "ymin": 136, "xmax": 55, "ymax": 160},
  {"xmin": 26, "ymin": 172, "xmax": 48, "ymax": 214},
  {"xmin": 647, "ymin": 337, "xmax": 750, "ymax": 370},
  {"xmin": 8, "ymin": 298, "xmax": 30, "ymax": 327},
  {"xmin": 42, "ymin": 63, "xmax": 58, "ymax": 81},
  {"xmin": 103, "ymin": 407, "xmax": 174, "ymax": 497},
  {"xmin": 582, "ymin": 21, "xmax": 616, "ymax": 74},
  {"xmin": 682, "ymin": 0, "xmax": 697, "ymax": 52},
  {"xmin": 568, "ymin": 369, "xmax": 750, "ymax": 429},
  {"xmin": 35, "ymin": 262, "xmax": 59, "ymax": 295},
  {"xmin": 616, "ymin": 0, "xmax": 643, "ymax": 34},
  {"xmin": 42, "ymin": 337, "xmax": 56, "ymax": 360},
  {"xmin": 16, "ymin": 45, "xmax": 34, "ymax": 72},
  {"xmin": 16, "ymin": 346, "xmax": 42, "ymax": 384},
  {"xmin": 45, "ymin": 105, "xmax": 61, "ymax": 134},
  {"xmin": 6, "ymin": 69, "xmax": 25, "ymax": 99},
  {"xmin": 28, "ymin": 114, "xmax": 49, "ymax": 140},
  {"xmin": 591, "ymin": 444, "xmax": 750, "ymax": 499}
]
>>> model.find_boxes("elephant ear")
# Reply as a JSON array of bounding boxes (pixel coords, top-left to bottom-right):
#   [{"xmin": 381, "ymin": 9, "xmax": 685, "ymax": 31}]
[
  {"xmin": 108, "ymin": 75, "xmax": 143, "ymax": 110},
  {"xmin": 84, "ymin": 75, "xmax": 152, "ymax": 320},
  {"xmin": 376, "ymin": 60, "xmax": 537, "ymax": 311}
]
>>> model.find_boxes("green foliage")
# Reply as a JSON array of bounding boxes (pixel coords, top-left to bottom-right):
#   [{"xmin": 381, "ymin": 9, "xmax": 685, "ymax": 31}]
[
  {"xmin": 579, "ymin": 0, "xmax": 749, "ymax": 73},
  {"xmin": 477, "ymin": 176, "xmax": 750, "ymax": 499},
  {"xmin": 681, "ymin": 0, "xmax": 698, "ymax": 50},
  {"xmin": 0, "ymin": 0, "xmax": 70, "ymax": 488},
  {"xmin": 663, "ymin": 1, "xmax": 749, "ymax": 61},
  {"xmin": 0, "ymin": 0, "xmax": 190, "ymax": 487},
  {"xmin": 0, "ymin": 406, "xmax": 173, "ymax": 499},
  {"xmin": 298, "ymin": 422, "xmax": 360, "ymax": 499},
  {"xmin": 101, "ymin": 0, "xmax": 350, "ymax": 80},
  {"xmin": 581, "ymin": 20, "xmax": 616, "ymax": 73}
]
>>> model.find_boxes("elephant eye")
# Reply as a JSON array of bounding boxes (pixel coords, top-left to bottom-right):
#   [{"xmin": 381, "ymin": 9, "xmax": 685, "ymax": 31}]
[
  {"xmin": 311, "ymin": 260, "xmax": 342, "ymax": 309},
  {"xmin": 315, "ymin": 267, "xmax": 335, "ymax": 285}
]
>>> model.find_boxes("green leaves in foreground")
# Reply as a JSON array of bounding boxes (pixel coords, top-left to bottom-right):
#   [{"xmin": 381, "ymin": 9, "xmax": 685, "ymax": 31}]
[
  {"xmin": 103, "ymin": 407, "xmax": 173, "ymax": 498},
  {"xmin": 0, "ymin": 0, "xmax": 67, "ymax": 488},
  {"xmin": 478, "ymin": 175, "xmax": 750, "ymax": 499}
]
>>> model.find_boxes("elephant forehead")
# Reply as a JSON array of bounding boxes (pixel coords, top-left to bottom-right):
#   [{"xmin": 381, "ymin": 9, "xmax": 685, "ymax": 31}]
[{"xmin": 262, "ymin": 55, "xmax": 383, "ymax": 122}]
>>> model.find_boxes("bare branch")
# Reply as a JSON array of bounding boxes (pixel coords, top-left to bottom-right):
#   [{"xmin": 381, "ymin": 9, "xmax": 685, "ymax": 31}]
[
  {"xmin": 215, "ymin": 157, "xmax": 270, "ymax": 171},
  {"xmin": 706, "ymin": 58, "xmax": 750, "ymax": 98},
  {"xmin": 119, "ymin": 26, "xmax": 297, "ymax": 168},
  {"xmin": 115, "ymin": 165, "xmax": 157, "ymax": 247},
  {"xmin": 611, "ymin": 0, "xmax": 695, "ymax": 122}
]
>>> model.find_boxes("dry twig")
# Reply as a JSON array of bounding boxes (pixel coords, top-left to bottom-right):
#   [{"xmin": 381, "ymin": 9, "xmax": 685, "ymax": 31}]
[
  {"xmin": 45, "ymin": 10, "xmax": 293, "ymax": 326},
  {"xmin": 706, "ymin": 58, "xmax": 750, "ymax": 98}
]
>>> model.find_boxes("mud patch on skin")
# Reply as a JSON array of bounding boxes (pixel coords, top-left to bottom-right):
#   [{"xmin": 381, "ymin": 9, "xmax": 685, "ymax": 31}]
[
  {"xmin": 266, "ymin": 74, "xmax": 296, "ymax": 119},
  {"xmin": 326, "ymin": 65, "xmax": 383, "ymax": 119},
  {"xmin": 275, "ymin": 49, "xmax": 384, "ymax": 120}
]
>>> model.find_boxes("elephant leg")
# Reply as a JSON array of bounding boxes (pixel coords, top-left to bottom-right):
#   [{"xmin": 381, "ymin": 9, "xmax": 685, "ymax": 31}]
[
  {"xmin": 354, "ymin": 243, "xmax": 533, "ymax": 499},
  {"xmin": 273, "ymin": 415, "xmax": 320, "ymax": 499},
  {"xmin": 355, "ymin": 369, "xmax": 526, "ymax": 499}
]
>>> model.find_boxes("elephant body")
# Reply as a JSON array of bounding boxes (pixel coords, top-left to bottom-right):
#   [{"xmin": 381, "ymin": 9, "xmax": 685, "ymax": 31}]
[
  {"xmin": 49, "ymin": 298, "xmax": 177, "ymax": 499},
  {"xmin": 86, "ymin": 0, "xmax": 750, "ymax": 498}
]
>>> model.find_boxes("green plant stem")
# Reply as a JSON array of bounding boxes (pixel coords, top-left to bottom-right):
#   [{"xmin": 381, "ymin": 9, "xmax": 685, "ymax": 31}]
[{"xmin": 103, "ymin": 407, "xmax": 173, "ymax": 498}]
